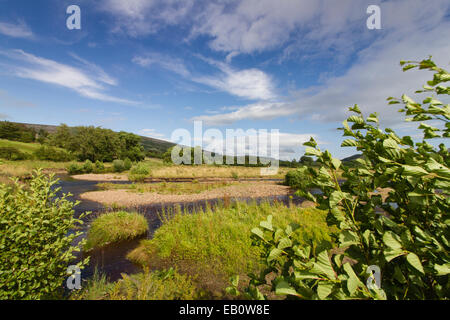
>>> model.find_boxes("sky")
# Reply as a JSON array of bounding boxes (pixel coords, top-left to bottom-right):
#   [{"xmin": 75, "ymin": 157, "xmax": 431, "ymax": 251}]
[{"xmin": 0, "ymin": 0, "xmax": 449, "ymax": 160}]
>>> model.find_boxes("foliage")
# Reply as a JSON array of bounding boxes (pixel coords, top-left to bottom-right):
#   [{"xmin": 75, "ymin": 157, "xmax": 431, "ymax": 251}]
[
  {"xmin": 128, "ymin": 162, "xmax": 151, "ymax": 182},
  {"xmin": 84, "ymin": 211, "xmax": 148, "ymax": 251},
  {"xmin": 71, "ymin": 268, "xmax": 199, "ymax": 300},
  {"xmin": 49, "ymin": 125, "xmax": 145, "ymax": 162},
  {"xmin": 33, "ymin": 145, "xmax": 73, "ymax": 162},
  {"xmin": 123, "ymin": 158, "xmax": 132, "ymax": 171},
  {"xmin": 127, "ymin": 201, "xmax": 332, "ymax": 296},
  {"xmin": 0, "ymin": 170, "xmax": 89, "ymax": 299},
  {"xmin": 284, "ymin": 168, "xmax": 312, "ymax": 190},
  {"xmin": 233, "ymin": 58, "xmax": 449, "ymax": 300},
  {"xmin": 82, "ymin": 160, "xmax": 94, "ymax": 174},
  {"xmin": 0, "ymin": 147, "xmax": 29, "ymax": 161},
  {"xmin": 94, "ymin": 160, "xmax": 105, "ymax": 172},
  {"xmin": 112, "ymin": 159, "xmax": 126, "ymax": 173},
  {"xmin": 0, "ymin": 122, "xmax": 36, "ymax": 143}
]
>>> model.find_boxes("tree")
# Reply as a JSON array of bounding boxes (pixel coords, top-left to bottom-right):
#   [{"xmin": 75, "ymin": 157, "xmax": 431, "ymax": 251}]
[{"xmin": 230, "ymin": 57, "xmax": 449, "ymax": 300}]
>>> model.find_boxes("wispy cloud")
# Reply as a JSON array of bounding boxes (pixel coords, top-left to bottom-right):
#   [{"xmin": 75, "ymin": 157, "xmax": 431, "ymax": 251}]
[
  {"xmin": 100, "ymin": 0, "xmax": 195, "ymax": 37},
  {"xmin": 191, "ymin": 0, "xmax": 450, "ymax": 127},
  {"xmin": 139, "ymin": 128, "xmax": 165, "ymax": 139},
  {"xmin": 133, "ymin": 52, "xmax": 276, "ymax": 101},
  {"xmin": 0, "ymin": 20, "xmax": 33, "ymax": 39},
  {"xmin": 132, "ymin": 52, "xmax": 190, "ymax": 77},
  {"xmin": 0, "ymin": 49, "xmax": 137, "ymax": 105}
]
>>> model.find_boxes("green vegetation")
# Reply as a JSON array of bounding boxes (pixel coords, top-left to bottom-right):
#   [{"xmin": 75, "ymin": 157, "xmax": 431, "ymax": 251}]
[
  {"xmin": 284, "ymin": 168, "xmax": 312, "ymax": 190},
  {"xmin": 127, "ymin": 201, "xmax": 333, "ymax": 296},
  {"xmin": 97, "ymin": 181, "xmax": 236, "ymax": 195},
  {"xmin": 85, "ymin": 211, "xmax": 148, "ymax": 251},
  {"xmin": 0, "ymin": 171, "xmax": 89, "ymax": 299},
  {"xmin": 0, "ymin": 121, "xmax": 42, "ymax": 143},
  {"xmin": 48, "ymin": 124, "xmax": 145, "ymax": 162},
  {"xmin": 33, "ymin": 145, "xmax": 74, "ymax": 162},
  {"xmin": 0, "ymin": 138, "xmax": 41, "ymax": 154},
  {"xmin": 128, "ymin": 162, "xmax": 151, "ymax": 182},
  {"xmin": 229, "ymin": 58, "xmax": 449, "ymax": 300},
  {"xmin": 71, "ymin": 268, "xmax": 199, "ymax": 300}
]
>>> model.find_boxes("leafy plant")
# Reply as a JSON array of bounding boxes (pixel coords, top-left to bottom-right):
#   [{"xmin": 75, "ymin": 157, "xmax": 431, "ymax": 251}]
[
  {"xmin": 128, "ymin": 163, "xmax": 151, "ymax": 182},
  {"xmin": 112, "ymin": 159, "xmax": 126, "ymax": 173},
  {"xmin": 0, "ymin": 170, "xmax": 89, "ymax": 299},
  {"xmin": 232, "ymin": 57, "xmax": 449, "ymax": 300}
]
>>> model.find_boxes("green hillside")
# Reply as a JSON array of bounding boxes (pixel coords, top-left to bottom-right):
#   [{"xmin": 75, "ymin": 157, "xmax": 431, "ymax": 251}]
[{"xmin": 0, "ymin": 139, "xmax": 41, "ymax": 154}]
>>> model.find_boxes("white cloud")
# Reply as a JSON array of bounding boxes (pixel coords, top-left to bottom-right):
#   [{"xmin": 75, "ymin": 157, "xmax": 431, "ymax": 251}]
[
  {"xmin": 0, "ymin": 20, "xmax": 33, "ymax": 39},
  {"xmin": 192, "ymin": 101, "xmax": 290, "ymax": 125},
  {"xmin": 0, "ymin": 49, "xmax": 137, "ymax": 105},
  {"xmin": 191, "ymin": 1, "xmax": 450, "ymax": 127},
  {"xmin": 132, "ymin": 53, "xmax": 190, "ymax": 77},
  {"xmin": 193, "ymin": 67, "xmax": 276, "ymax": 101},
  {"xmin": 139, "ymin": 128, "xmax": 165, "ymax": 139},
  {"xmin": 100, "ymin": 0, "xmax": 194, "ymax": 37},
  {"xmin": 133, "ymin": 52, "xmax": 276, "ymax": 101},
  {"xmin": 198, "ymin": 130, "xmax": 317, "ymax": 160}
]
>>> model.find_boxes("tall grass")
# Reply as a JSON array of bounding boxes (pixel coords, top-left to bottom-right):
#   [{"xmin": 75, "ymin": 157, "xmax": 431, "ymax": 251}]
[
  {"xmin": 71, "ymin": 268, "xmax": 199, "ymax": 300},
  {"xmin": 127, "ymin": 201, "xmax": 334, "ymax": 295},
  {"xmin": 85, "ymin": 211, "xmax": 148, "ymax": 250}
]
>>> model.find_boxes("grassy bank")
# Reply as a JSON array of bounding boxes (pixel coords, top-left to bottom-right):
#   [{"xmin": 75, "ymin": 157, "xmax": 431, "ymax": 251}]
[
  {"xmin": 85, "ymin": 211, "xmax": 149, "ymax": 251},
  {"xmin": 127, "ymin": 201, "xmax": 334, "ymax": 297},
  {"xmin": 97, "ymin": 181, "xmax": 237, "ymax": 195}
]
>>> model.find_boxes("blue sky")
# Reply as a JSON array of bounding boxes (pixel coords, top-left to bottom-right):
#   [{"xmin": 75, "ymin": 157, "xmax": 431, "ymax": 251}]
[{"xmin": 0, "ymin": 0, "xmax": 449, "ymax": 160}]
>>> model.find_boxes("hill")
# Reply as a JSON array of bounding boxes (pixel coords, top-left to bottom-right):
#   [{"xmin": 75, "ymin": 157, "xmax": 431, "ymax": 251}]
[{"xmin": 12, "ymin": 122, "xmax": 175, "ymax": 157}]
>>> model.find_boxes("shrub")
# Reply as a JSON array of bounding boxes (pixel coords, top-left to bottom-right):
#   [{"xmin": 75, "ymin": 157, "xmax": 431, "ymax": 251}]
[
  {"xmin": 232, "ymin": 58, "xmax": 450, "ymax": 300},
  {"xmin": 0, "ymin": 170, "xmax": 89, "ymax": 299},
  {"xmin": 112, "ymin": 160, "xmax": 126, "ymax": 173},
  {"xmin": 284, "ymin": 168, "xmax": 311, "ymax": 189},
  {"xmin": 83, "ymin": 160, "xmax": 93, "ymax": 174},
  {"xmin": 124, "ymin": 158, "xmax": 132, "ymax": 171},
  {"xmin": 84, "ymin": 211, "xmax": 148, "ymax": 251},
  {"xmin": 67, "ymin": 163, "xmax": 84, "ymax": 175},
  {"xmin": 128, "ymin": 163, "xmax": 151, "ymax": 182},
  {"xmin": 0, "ymin": 147, "xmax": 29, "ymax": 161},
  {"xmin": 231, "ymin": 171, "xmax": 239, "ymax": 180},
  {"xmin": 94, "ymin": 160, "xmax": 105, "ymax": 172},
  {"xmin": 34, "ymin": 145, "xmax": 73, "ymax": 162}
]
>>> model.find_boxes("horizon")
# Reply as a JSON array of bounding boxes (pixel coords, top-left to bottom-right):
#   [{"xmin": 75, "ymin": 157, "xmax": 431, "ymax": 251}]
[{"xmin": 0, "ymin": 0, "xmax": 449, "ymax": 160}]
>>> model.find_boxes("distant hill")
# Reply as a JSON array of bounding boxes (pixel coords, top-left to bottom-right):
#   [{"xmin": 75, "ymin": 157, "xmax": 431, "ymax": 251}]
[
  {"xmin": 13, "ymin": 122, "xmax": 175, "ymax": 157},
  {"xmin": 341, "ymin": 154, "xmax": 363, "ymax": 162}
]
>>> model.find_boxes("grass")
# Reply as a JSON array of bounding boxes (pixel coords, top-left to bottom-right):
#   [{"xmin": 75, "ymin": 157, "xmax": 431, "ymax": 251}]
[
  {"xmin": 127, "ymin": 201, "xmax": 334, "ymax": 297},
  {"xmin": 84, "ymin": 211, "xmax": 149, "ymax": 251},
  {"xmin": 0, "ymin": 139, "xmax": 41, "ymax": 154},
  {"xmin": 97, "ymin": 181, "xmax": 237, "ymax": 195},
  {"xmin": 71, "ymin": 268, "xmax": 199, "ymax": 300}
]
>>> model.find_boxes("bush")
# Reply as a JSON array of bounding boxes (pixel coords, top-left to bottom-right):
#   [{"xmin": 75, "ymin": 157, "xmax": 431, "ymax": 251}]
[
  {"xmin": 284, "ymin": 168, "xmax": 311, "ymax": 189},
  {"xmin": 232, "ymin": 58, "xmax": 450, "ymax": 300},
  {"xmin": 0, "ymin": 147, "xmax": 29, "ymax": 161},
  {"xmin": 83, "ymin": 160, "xmax": 93, "ymax": 174},
  {"xmin": 0, "ymin": 170, "xmax": 89, "ymax": 299},
  {"xmin": 67, "ymin": 163, "xmax": 84, "ymax": 175},
  {"xmin": 124, "ymin": 158, "xmax": 132, "ymax": 171},
  {"xmin": 85, "ymin": 211, "xmax": 148, "ymax": 251},
  {"xmin": 94, "ymin": 160, "xmax": 105, "ymax": 172},
  {"xmin": 128, "ymin": 163, "xmax": 151, "ymax": 182},
  {"xmin": 34, "ymin": 145, "xmax": 73, "ymax": 162},
  {"xmin": 112, "ymin": 160, "xmax": 126, "ymax": 173}
]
